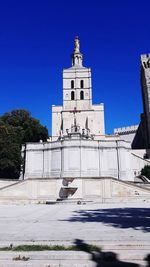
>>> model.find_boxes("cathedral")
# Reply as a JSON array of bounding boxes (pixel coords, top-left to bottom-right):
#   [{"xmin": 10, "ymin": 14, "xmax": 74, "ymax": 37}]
[
  {"xmin": 0, "ymin": 37, "xmax": 150, "ymax": 203},
  {"xmin": 19, "ymin": 37, "xmax": 149, "ymax": 200}
]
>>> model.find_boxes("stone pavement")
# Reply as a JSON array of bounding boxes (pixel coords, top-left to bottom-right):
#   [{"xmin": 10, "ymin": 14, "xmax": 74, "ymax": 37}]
[{"xmin": 0, "ymin": 202, "xmax": 150, "ymax": 266}]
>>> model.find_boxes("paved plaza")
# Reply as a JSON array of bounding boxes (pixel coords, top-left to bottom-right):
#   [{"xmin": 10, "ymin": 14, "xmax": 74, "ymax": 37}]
[
  {"xmin": 0, "ymin": 202, "xmax": 150, "ymax": 266},
  {"xmin": 0, "ymin": 202, "xmax": 150, "ymax": 246}
]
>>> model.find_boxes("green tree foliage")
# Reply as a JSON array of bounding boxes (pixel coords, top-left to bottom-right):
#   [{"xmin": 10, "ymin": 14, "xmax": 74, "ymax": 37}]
[
  {"xmin": 0, "ymin": 110, "xmax": 49, "ymax": 179},
  {"xmin": 141, "ymin": 165, "xmax": 150, "ymax": 180}
]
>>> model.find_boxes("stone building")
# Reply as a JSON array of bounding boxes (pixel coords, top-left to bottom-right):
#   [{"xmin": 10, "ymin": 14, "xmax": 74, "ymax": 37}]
[
  {"xmin": 0, "ymin": 37, "xmax": 149, "ymax": 203},
  {"xmin": 23, "ymin": 38, "xmax": 148, "ymax": 184},
  {"xmin": 140, "ymin": 54, "xmax": 150, "ymax": 149},
  {"xmin": 131, "ymin": 55, "xmax": 150, "ymax": 157}
]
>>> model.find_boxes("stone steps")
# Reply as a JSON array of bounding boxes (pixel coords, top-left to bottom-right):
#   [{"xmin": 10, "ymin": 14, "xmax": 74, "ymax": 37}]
[
  {"xmin": 0, "ymin": 203, "xmax": 149, "ymax": 266},
  {"xmin": 0, "ymin": 259, "xmax": 147, "ymax": 266},
  {"xmin": 0, "ymin": 248, "xmax": 149, "ymax": 267}
]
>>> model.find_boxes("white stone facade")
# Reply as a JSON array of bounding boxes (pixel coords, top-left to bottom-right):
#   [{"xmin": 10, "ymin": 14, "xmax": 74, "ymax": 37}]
[
  {"xmin": 24, "ymin": 138, "xmax": 146, "ymax": 182},
  {"xmin": 19, "ymin": 37, "xmax": 150, "ymax": 202},
  {"xmin": 52, "ymin": 36, "xmax": 105, "ymax": 141}
]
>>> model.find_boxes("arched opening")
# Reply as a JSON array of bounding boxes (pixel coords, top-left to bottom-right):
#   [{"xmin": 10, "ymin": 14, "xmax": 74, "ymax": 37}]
[
  {"xmin": 71, "ymin": 80, "xmax": 74, "ymax": 89},
  {"xmin": 80, "ymin": 90, "xmax": 84, "ymax": 100},
  {"xmin": 80, "ymin": 80, "xmax": 84, "ymax": 88},
  {"xmin": 71, "ymin": 91, "xmax": 75, "ymax": 100}
]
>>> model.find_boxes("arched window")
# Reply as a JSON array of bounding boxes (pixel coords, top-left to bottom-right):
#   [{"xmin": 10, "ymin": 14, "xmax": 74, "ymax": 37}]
[
  {"xmin": 80, "ymin": 80, "xmax": 84, "ymax": 88},
  {"xmin": 71, "ymin": 91, "xmax": 75, "ymax": 100},
  {"xmin": 71, "ymin": 80, "xmax": 74, "ymax": 89},
  {"xmin": 80, "ymin": 90, "xmax": 84, "ymax": 100}
]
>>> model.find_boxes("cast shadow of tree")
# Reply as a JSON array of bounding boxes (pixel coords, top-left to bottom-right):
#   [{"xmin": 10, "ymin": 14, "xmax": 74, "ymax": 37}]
[
  {"xmin": 74, "ymin": 239, "xmax": 150, "ymax": 267},
  {"xmin": 62, "ymin": 208, "xmax": 150, "ymax": 232}
]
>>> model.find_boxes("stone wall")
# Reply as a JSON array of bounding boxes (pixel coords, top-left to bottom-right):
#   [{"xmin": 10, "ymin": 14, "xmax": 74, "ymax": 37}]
[
  {"xmin": 0, "ymin": 177, "xmax": 150, "ymax": 203},
  {"xmin": 23, "ymin": 139, "xmax": 147, "ymax": 182}
]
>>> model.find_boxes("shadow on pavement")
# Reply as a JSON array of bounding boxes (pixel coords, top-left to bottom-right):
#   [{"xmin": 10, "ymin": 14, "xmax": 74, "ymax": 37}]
[
  {"xmin": 74, "ymin": 239, "xmax": 150, "ymax": 267},
  {"xmin": 145, "ymin": 254, "xmax": 150, "ymax": 267},
  {"xmin": 62, "ymin": 208, "xmax": 150, "ymax": 232}
]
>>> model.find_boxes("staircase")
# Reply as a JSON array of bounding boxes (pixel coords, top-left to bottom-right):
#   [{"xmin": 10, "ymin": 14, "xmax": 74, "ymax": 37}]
[{"xmin": 0, "ymin": 243, "xmax": 150, "ymax": 266}]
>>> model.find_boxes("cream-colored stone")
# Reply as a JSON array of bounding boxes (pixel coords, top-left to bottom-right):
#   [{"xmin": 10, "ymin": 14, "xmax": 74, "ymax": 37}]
[
  {"xmin": 0, "ymin": 177, "xmax": 150, "ymax": 203},
  {"xmin": 13, "ymin": 38, "xmax": 150, "ymax": 203},
  {"xmin": 52, "ymin": 37, "xmax": 105, "ymax": 141},
  {"xmin": 23, "ymin": 139, "xmax": 147, "ymax": 182}
]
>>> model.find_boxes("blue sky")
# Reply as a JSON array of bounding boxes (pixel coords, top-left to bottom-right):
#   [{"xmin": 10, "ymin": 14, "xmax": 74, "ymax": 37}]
[{"xmin": 0, "ymin": 0, "xmax": 150, "ymax": 134}]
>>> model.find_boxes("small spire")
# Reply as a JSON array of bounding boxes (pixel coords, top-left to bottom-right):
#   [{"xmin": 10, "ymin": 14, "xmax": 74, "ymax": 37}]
[{"xmin": 72, "ymin": 36, "xmax": 83, "ymax": 67}]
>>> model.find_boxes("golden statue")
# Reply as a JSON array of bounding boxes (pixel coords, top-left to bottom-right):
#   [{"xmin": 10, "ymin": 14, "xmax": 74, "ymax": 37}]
[{"xmin": 74, "ymin": 36, "xmax": 80, "ymax": 53}]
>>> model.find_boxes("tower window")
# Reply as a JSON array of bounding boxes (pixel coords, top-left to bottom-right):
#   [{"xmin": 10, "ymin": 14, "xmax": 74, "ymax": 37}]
[
  {"xmin": 80, "ymin": 80, "xmax": 84, "ymax": 88},
  {"xmin": 80, "ymin": 90, "xmax": 84, "ymax": 100},
  {"xmin": 71, "ymin": 80, "xmax": 74, "ymax": 89},
  {"xmin": 71, "ymin": 91, "xmax": 75, "ymax": 100}
]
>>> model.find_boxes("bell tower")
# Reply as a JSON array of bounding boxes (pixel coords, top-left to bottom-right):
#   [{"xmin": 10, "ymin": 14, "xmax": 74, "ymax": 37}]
[
  {"xmin": 52, "ymin": 37, "xmax": 105, "ymax": 140},
  {"xmin": 63, "ymin": 36, "xmax": 92, "ymax": 111}
]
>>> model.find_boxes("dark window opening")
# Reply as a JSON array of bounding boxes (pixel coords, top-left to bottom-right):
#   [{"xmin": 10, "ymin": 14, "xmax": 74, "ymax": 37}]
[
  {"xmin": 71, "ymin": 91, "xmax": 75, "ymax": 100},
  {"xmin": 80, "ymin": 90, "xmax": 84, "ymax": 100},
  {"xmin": 71, "ymin": 80, "xmax": 74, "ymax": 89},
  {"xmin": 80, "ymin": 80, "xmax": 84, "ymax": 88}
]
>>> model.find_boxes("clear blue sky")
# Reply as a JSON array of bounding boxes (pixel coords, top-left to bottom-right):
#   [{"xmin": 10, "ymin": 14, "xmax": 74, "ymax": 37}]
[{"xmin": 0, "ymin": 0, "xmax": 150, "ymax": 134}]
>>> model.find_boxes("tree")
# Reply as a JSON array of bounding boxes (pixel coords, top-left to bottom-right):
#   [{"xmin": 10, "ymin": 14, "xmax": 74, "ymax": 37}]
[
  {"xmin": 0, "ymin": 109, "xmax": 49, "ymax": 179},
  {"xmin": 0, "ymin": 125, "xmax": 21, "ymax": 178}
]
